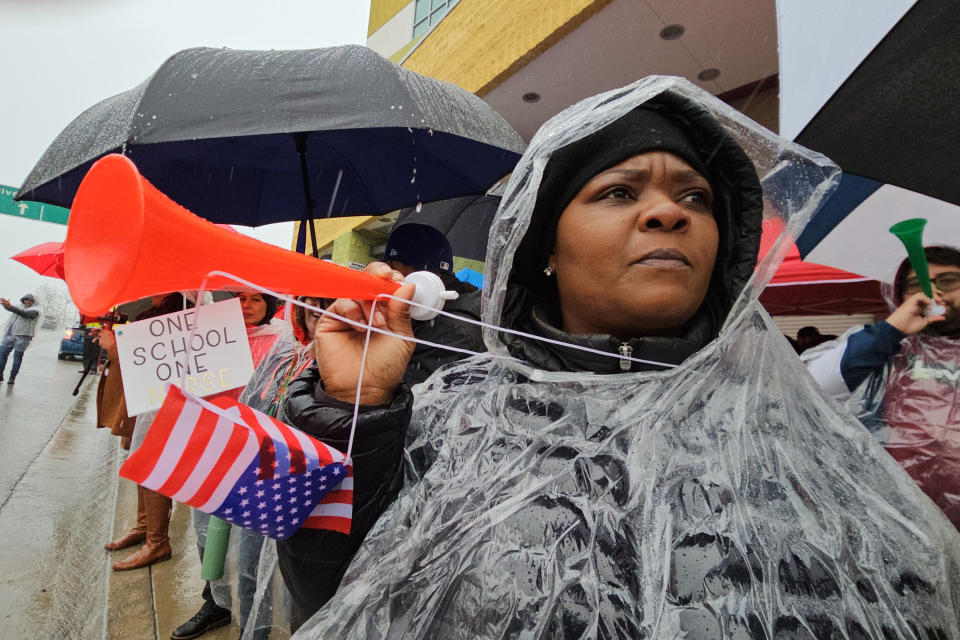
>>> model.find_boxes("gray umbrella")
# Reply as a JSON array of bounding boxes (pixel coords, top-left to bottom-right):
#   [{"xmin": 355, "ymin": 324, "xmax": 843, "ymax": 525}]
[{"xmin": 16, "ymin": 45, "xmax": 525, "ymax": 251}]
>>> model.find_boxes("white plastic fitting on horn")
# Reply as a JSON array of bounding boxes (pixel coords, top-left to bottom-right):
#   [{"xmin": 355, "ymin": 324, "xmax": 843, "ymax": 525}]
[
  {"xmin": 405, "ymin": 271, "xmax": 459, "ymax": 321},
  {"xmin": 927, "ymin": 301, "xmax": 947, "ymax": 317}
]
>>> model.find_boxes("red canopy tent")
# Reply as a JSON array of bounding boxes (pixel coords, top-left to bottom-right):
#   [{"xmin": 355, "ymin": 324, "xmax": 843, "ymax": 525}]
[{"xmin": 758, "ymin": 219, "xmax": 887, "ymax": 316}]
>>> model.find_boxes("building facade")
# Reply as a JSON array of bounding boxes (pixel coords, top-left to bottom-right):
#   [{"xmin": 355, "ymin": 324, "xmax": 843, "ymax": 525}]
[{"xmin": 313, "ymin": 0, "xmax": 780, "ymax": 274}]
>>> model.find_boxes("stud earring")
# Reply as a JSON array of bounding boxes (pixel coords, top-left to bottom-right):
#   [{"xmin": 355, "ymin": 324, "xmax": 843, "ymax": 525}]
[{"xmin": 543, "ymin": 265, "xmax": 554, "ymax": 277}]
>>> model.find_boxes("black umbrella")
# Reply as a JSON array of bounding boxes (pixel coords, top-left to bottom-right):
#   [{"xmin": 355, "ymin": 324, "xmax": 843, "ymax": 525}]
[
  {"xmin": 394, "ymin": 194, "xmax": 501, "ymax": 262},
  {"xmin": 793, "ymin": 0, "xmax": 960, "ymax": 206},
  {"xmin": 16, "ymin": 45, "xmax": 525, "ymax": 252}
]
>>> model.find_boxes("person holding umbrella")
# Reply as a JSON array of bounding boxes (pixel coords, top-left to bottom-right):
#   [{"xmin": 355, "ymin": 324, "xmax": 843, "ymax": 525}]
[
  {"xmin": 804, "ymin": 246, "xmax": 960, "ymax": 529},
  {"xmin": 204, "ymin": 296, "xmax": 329, "ymax": 640},
  {"xmin": 0, "ymin": 293, "xmax": 41, "ymax": 385},
  {"xmin": 278, "ymin": 77, "xmax": 960, "ymax": 639}
]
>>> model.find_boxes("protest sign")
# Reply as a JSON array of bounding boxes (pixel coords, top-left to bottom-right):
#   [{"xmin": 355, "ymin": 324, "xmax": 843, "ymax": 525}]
[{"xmin": 115, "ymin": 298, "xmax": 253, "ymax": 415}]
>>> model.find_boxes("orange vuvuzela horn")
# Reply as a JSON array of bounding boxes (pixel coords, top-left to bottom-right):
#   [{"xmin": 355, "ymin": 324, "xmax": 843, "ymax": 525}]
[{"xmin": 64, "ymin": 154, "xmax": 400, "ymax": 315}]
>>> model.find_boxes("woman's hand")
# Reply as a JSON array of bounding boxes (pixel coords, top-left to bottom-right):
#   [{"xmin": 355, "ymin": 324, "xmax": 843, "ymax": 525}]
[
  {"xmin": 887, "ymin": 292, "xmax": 947, "ymax": 335},
  {"xmin": 313, "ymin": 263, "xmax": 415, "ymax": 405}
]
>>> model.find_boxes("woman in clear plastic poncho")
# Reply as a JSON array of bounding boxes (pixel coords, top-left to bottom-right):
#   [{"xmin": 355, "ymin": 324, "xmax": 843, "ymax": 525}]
[{"xmin": 294, "ymin": 77, "xmax": 960, "ymax": 639}]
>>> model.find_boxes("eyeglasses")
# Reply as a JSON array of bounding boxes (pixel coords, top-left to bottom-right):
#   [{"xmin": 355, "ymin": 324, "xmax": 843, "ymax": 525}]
[{"xmin": 903, "ymin": 272, "xmax": 960, "ymax": 295}]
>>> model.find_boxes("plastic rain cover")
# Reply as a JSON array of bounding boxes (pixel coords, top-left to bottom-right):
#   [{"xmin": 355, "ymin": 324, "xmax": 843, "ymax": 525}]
[
  {"xmin": 807, "ymin": 283, "xmax": 960, "ymax": 534},
  {"xmin": 183, "ymin": 316, "xmax": 303, "ymax": 639},
  {"xmin": 207, "ymin": 325, "xmax": 313, "ymax": 639},
  {"xmin": 289, "ymin": 77, "xmax": 960, "ymax": 639}
]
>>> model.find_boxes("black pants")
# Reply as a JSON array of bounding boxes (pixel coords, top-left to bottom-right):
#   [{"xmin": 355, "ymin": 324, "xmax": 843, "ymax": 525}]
[
  {"xmin": 81, "ymin": 335, "xmax": 101, "ymax": 372},
  {"xmin": 276, "ymin": 530, "xmax": 365, "ymax": 631}
]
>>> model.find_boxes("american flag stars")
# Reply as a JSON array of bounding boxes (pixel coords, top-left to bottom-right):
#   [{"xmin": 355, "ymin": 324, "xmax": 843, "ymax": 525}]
[{"xmin": 209, "ymin": 456, "xmax": 350, "ymax": 540}]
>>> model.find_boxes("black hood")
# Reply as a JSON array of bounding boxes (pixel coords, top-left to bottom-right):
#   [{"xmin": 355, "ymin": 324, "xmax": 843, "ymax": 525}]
[{"xmin": 491, "ymin": 87, "xmax": 764, "ymax": 372}]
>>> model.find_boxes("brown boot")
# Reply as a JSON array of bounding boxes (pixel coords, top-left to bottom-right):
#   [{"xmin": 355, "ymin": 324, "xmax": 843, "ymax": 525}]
[
  {"xmin": 112, "ymin": 487, "xmax": 172, "ymax": 571},
  {"xmin": 105, "ymin": 484, "xmax": 147, "ymax": 550}
]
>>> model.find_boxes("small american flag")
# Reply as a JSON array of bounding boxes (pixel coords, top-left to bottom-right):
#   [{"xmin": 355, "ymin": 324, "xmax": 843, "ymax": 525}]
[{"xmin": 119, "ymin": 385, "xmax": 352, "ymax": 539}]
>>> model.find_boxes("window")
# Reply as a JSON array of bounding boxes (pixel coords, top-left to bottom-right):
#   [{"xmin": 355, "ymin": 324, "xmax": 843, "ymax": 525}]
[{"xmin": 413, "ymin": 0, "xmax": 460, "ymax": 37}]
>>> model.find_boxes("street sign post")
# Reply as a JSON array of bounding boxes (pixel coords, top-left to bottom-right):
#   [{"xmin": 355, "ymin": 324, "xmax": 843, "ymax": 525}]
[{"xmin": 0, "ymin": 184, "xmax": 69, "ymax": 225}]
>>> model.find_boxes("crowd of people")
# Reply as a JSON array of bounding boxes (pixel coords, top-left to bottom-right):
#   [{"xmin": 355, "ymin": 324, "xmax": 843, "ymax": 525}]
[
  {"xmin": 86, "ymin": 222, "xmax": 484, "ymax": 638},
  {"xmin": 9, "ymin": 77, "xmax": 958, "ymax": 639}
]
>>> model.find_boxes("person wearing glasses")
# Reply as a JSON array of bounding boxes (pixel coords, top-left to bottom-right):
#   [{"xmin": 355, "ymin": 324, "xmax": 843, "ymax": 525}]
[{"xmin": 805, "ymin": 245, "xmax": 960, "ymax": 529}]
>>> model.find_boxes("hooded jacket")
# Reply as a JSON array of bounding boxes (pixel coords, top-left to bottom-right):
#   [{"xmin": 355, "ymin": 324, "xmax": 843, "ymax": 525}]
[
  {"xmin": 292, "ymin": 78, "xmax": 960, "ymax": 640},
  {"xmin": 805, "ymin": 283, "xmax": 960, "ymax": 530},
  {"xmin": 3, "ymin": 295, "xmax": 41, "ymax": 338}
]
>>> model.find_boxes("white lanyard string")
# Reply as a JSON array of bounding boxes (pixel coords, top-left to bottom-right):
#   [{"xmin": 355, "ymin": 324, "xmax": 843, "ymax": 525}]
[
  {"xmin": 195, "ymin": 271, "xmax": 677, "ymax": 369},
  {"xmin": 375, "ymin": 291, "xmax": 677, "ymax": 370},
  {"xmin": 181, "ymin": 270, "xmax": 677, "ymax": 460}
]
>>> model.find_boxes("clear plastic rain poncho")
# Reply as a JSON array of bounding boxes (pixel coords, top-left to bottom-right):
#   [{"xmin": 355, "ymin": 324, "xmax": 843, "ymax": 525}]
[
  {"xmin": 284, "ymin": 76, "xmax": 960, "ymax": 639},
  {"xmin": 206, "ymin": 308, "xmax": 314, "ymax": 639},
  {"xmin": 805, "ymin": 280, "xmax": 960, "ymax": 532}
]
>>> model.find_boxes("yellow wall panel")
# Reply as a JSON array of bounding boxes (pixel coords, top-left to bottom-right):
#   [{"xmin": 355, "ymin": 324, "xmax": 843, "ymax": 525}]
[
  {"xmin": 292, "ymin": 216, "xmax": 375, "ymax": 255},
  {"xmin": 390, "ymin": 36, "xmax": 423, "ymax": 63},
  {"xmin": 369, "ymin": 0, "xmax": 413, "ymax": 36},
  {"xmin": 403, "ymin": 0, "xmax": 614, "ymax": 96}
]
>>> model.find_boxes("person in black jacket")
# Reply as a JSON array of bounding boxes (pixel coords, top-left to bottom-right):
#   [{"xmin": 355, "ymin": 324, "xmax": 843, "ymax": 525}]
[
  {"xmin": 383, "ymin": 223, "xmax": 485, "ymax": 386},
  {"xmin": 273, "ymin": 267, "xmax": 416, "ymax": 630},
  {"xmin": 280, "ymin": 78, "xmax": 960, "ymax": 640},
  {"xmin": 274, "ymin": 226, "xmax": 487, "ymax": 628}
]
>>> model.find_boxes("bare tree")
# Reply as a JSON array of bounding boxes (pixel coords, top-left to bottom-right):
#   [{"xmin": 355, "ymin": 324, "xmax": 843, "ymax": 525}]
[{"xmin": 34, "ymin": 281, "xmax": 76, "ymax": 330}]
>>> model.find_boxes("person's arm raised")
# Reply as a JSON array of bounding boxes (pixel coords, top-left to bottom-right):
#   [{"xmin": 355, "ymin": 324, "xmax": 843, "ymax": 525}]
[
  {"xmin": 313, "ymin": 262, "xmax": 416, "ymax": 405},
  {"xmin": 886, "ymin": 292, "xmax": 947, "ymax": 335}
]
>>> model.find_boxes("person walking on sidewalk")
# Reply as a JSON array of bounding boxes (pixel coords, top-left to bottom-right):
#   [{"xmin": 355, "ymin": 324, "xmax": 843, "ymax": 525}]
[{"xmin": 0, "ymin": 293, "xmax": 41, "ymax": 385}]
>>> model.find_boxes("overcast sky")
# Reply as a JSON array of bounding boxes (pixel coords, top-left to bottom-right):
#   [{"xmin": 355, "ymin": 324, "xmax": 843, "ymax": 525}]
[{"xmin": 0, "ymin": 0, "xmax": 370, "ymax": 314}]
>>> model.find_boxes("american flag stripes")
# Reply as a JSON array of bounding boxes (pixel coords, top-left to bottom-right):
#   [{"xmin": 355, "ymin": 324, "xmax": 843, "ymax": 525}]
[{"xmin": 119, "ymin": 385, "xmax": 352, "ymax": 539}]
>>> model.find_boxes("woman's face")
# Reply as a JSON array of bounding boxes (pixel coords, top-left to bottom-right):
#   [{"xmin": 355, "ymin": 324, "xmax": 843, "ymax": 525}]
[
  {"xmin": 300, "ymin": 297, "xmax": 324, "ymax": 337},
  {"xmin": 549, "ymin": 151, "xmax": 719, "ymax": 339},
  {"xmin": 238, "ymin": 293, "xmax": 268, "ymax": 325}
]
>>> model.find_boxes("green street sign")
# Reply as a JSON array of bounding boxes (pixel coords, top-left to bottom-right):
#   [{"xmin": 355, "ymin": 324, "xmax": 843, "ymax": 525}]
[{"xmin": 0, "ymin": 184, "xmax": 69, "ymax": 225}]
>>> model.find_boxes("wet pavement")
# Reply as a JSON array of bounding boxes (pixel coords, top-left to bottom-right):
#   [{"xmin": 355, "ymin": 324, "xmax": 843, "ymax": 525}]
[{"xmin": 0, "ymin": 329, "xmax": 242, "ymax": 640}]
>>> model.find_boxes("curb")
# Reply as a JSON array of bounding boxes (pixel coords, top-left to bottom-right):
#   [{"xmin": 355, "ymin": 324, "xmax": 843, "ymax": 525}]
[{"xmin": 104, "ymin": 437, "xmax": 240, "ymax": 639}]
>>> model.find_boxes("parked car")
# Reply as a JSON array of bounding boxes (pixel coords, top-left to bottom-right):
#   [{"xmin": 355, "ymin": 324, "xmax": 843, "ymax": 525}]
[{"xmin": 58, "ymin": 325, "xmax": 85, "ymax": 360}]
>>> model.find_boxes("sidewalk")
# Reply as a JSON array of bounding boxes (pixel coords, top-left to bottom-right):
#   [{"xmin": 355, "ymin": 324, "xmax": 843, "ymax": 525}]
[
  {"xmin": 104, "ymin": 464, "xmax": 240, "ymax": 640},
  {"xmin": 0, "ymin": 341, "xmax": 276, "ymax": 640},
  {"xmin": 105, "ymin": 434, "xmax": 241, "ymax": 640}
]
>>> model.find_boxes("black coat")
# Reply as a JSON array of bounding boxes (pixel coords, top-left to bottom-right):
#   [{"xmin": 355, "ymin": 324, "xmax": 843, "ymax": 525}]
[
  {"xmin": 283, "ymin": 81, "xmax": 960, "ymax": 640},
  {"xmin": 275, "ymin": 366, "xmax": 412, "ymax": 617},
  {"xmin": 405, "ymin": 284, "xmax": 484, "ymax": 387}
]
